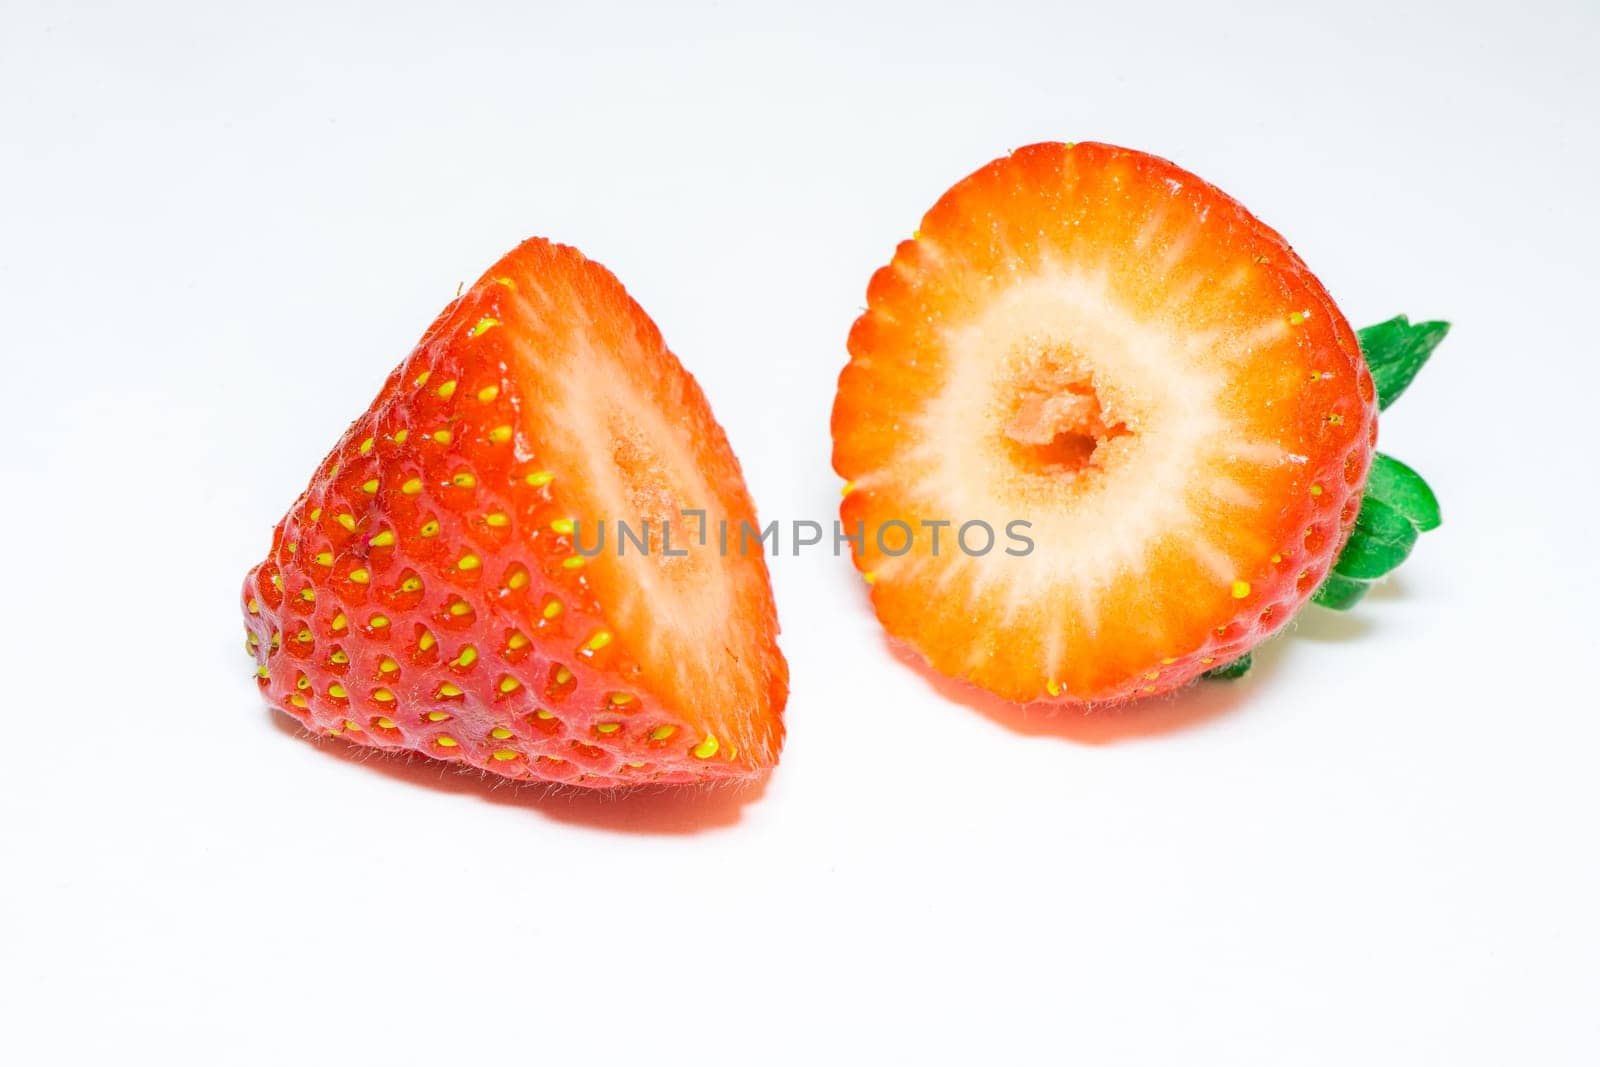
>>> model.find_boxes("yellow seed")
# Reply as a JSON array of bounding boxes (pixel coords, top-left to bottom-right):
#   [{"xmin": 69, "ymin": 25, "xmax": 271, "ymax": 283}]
[
  {"xmin": 359, "ymin": 437, "xmax": 374, "ymax": 455},
  {"xmin": 583, "ymin": 631, "xmax": 612, "ymax": 653},
  {"xmin": 420, "ymin": 520, "xmax": 440, "ymax": 538},
  {"xmin": 649, "ymin": 725, "xmax": 677, "ymax": 742},
  {"xmin": 470, "ymin": 317, "xmax": 500, "ymax": 337},
  {"xmin": 349, "ymin": 568, "xmax": 370, "ymax": 585},
  {"xmin": 379, "ymin": 657, "xmax": 398, "ymax": 673},
  {"xmin": 595, "ymin": 722, "xmax": 621, "ymax": 734},
  {"xmin": 369, "ymin": 614, "xmax": 389, "ymax": 629},
  {"xmin": 328, "ymin": 683, "xmax": 347, "ymax": 699},
  {"xmin": 561, "ymin": 555, "xmax": 583, "ymax": 569},
  {"xmin": 296, "ymin": 674, "xmax": 311, "ymax": 690},
  {"xmin": 841, "ymin": 481, "xmax": 855, "ymax": 496},
  {"xmin": 1046, "ymin": 680, "xmax": 1062, "ymax": 697},
  {"xmin": 401, "ymin": 576, "xmax": 422, "ymax": 593},
  {"xmin": 507, "ymin": 631, "xmax": 529, "ymax": 651},
  {"xmin": 401, "ymin": 477, "xmax": 423, "ymax": 495},
  {"xmin": 294, "ymin": 628, "xmax": 312, "ymax": 644},
  {"xmin": 254, "ymin": 665, "xmax": 270, "ymax": 680},
  {"xmin": 331, "ymin": 612, "xmax": 347, "ymax": 632},
  {"xmin": 477, "ymin": 385, "xmax": 500, "ymax": 403},
  {"xmin": 625, "ymin": 761, "xmax": 644, "ymax": 769},
  {"xmin": 427, "ymin": 711, "xmax": 451, "ymax": 722},
  {"xmin": 270, "ymin": 574, "xmax": 284, "ymax": 592},
  {"xmin": 1144, "ymin": 671, "xmax": 1160, "ymax": 681},
  {"xmin": 308, "ymin": 508, "xmax": 322, "ymax": 522},
  {"xmin": 535, "ymin": 709, "xmax": 556, "ymax": 720},
  {"xmin": 448, "ymin": 600, "xmax": 471, "ymax": 617},
  {"xmin": 492, "ymin": 276, "xmax": 515, "ymax": 291},
  {"xmin": 862, "ymin": 571, "xmax": 878, "ymax": 584},
  {"xmin": 270, "ymin": 632, "xmax": 281, "ymax": 650},
  {"xmin": 337, "ymin": 513, "xmax": 356, "ymax": 532},
  {"xmin": 499, "ymin": 676, "xmax": 521, "ymax": 694},
  {"xmin": 373, "ymin": 689, "xmax": 395, "ymax": 703},
  {"xmin": 554, "ymin": 667, "xmax": 572, "ymax": 685},
  {"xmin": 438, "ymin": 682, "xmax": 463, "ymax": 698},
  {"xmin": 435, "ymin": 735, "xmax": 458, "ymax": 748},
  {"xmin": 525, "ymin": 471, "xmax": 554, "ymax": 487},
  {"xmin": 491, "ymin": 749, "xmax": 520, "ymax": 761},
  {"xmin": 542, "ymin": 598, "xmax": 563, "ymax": 620},
  {"xmin": 692, "ymin": 735, "xmax": 720, "ymax": 759},
  {"xmin": 1310, "ymin": 484, "xmax": 1324, "ymax": 497},
  {"xmin": 329, "ymin": 650, "xmax": 349, "ymax": 665},
  {"xmin": 247, "ymin": 597, "xmax": 260, "ymax": 615},
  {"xmin": 1231, "ymin": 580, "xmax": 1252, "ymax": 599},
  {"xmin": 487, "ymin": 425, "xmax": 512, "ymax": 444},
  {"xmin": 1270, "ymin": 553, "xmax": 1282, "ymax": 564},
  {"xmin": 485, "ymin": 512, "xmax": 509, "ymax": 528},
  {"xmin": 287, "ymin": 694, "xmax": 307, "ymax": 708},
  {"xmin": 418, "ymin": 630, "xmax": 436, "ymax": 651},
  {"xmin": 432, "ymin": 429, "xmax": 453, "ymax": 445},
  {"xmin": 454, "ymin": 646, "xmax": 478, "ymax": 668},
  {"xmin": 490, "ymin": 726, "xmax": 513, "ymax": 740},
  {"xmin": 376, "ymin": 717, "xmax": 397, "ymax": 729},
  {"xmin": 452, "ymin": 472, "xmax": 476, "ymax": 488},
  {"xmin": 457, "ymin": 554, "xmax": 481, "ymax": 571},
  {"xmin": 414, "ymin": 370, "xmax": 431, "ymax": 387},
  {"xmin": 437, "ymin": 380, "xmax": 457, "ymax": 399},
  {"xmin": 1289, "ymin": 310, "xmax": 1310, "ymax": 325},
  {"xmin": 609, "ymin": 692, "xmax": 634, "ymax": 706},
  {"xmin": 285, "ymin": 542, "xmax": 297, "ymax": 554},
  {"xmin": 1201, "ymin": 657, "xmax": 1216, "ymax": 665},
  {"xmin": 550, "ymin": 517, "xmax": 575, "ymax": 535},
  {"xmin": 1327, "ymin": 413, "xmax": 1344, "ymax": 426},
  {"xmin": 315, "ymin": 551, "xmax": 334, "ymax": 567},
  {"xmin": 1142, "ymin": 685, "xmax": 1156, "ymax": 694},
  {"xmin": 361, "ymin": 478, "xmax": 379, "ymax": 495}
]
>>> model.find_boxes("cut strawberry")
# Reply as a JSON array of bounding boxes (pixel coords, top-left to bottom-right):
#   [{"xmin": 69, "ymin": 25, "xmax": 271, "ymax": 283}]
[
  {"xmin": 244, "ymin": 238, "xmax": 786, "ymax": 786},
  {"xmin": 832, "ymin": 142, "xmax": 1377, "ymax": 705}
]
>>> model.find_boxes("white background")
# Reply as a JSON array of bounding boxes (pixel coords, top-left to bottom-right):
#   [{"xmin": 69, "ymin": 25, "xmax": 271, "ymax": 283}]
[{"xmin": 3, "ymin": 1, "xmax": 1597, "ymax": 1063}]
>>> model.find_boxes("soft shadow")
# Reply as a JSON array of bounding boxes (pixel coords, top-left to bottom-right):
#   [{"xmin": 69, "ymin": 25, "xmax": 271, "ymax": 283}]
[
  {"xmin": 265, "ymin": 710, "xmax": 765, "ymax": 835},
  {"xmin": 1286, "ymin": 605, "xmax": 1381, "ymax": 643},
  {"xmin": 884, "ymin": 633, "xmax": 1283, "ymax": 745}
]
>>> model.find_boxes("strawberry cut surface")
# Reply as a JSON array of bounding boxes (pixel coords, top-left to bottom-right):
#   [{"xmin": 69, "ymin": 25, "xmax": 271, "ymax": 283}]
[
  {"xmin": 244, "ymin": 238, "xmax": 786, "ymax": 787},
  {"xmin": 832, "ymin": 142, "xmax": 1376, "ymax": 705}
]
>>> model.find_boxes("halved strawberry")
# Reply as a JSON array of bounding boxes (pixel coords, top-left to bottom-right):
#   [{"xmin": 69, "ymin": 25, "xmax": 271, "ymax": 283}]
[
  {"xmin": 243, "ymin": 238, "xmax": 786, "ymax": 786},
  {"xmin": 832, "ymin": 142, "xmax": 1376, "ymax": 705}
]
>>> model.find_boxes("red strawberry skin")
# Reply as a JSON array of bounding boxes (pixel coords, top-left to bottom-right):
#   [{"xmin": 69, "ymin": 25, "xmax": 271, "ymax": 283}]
[{"xmin": 243, "ymin": 239, "xmax": 786, "ymax": 787}]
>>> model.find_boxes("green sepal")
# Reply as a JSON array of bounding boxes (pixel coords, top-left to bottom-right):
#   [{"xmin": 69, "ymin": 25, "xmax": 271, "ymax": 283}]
[
  {"xmin": 1202, "ymin": 651, "xmax": 1252, "ymax": 680},
  {"xmin": 1312, "ymin": 572, "xmax": 1371, "ymax": 610},
  {"xmin": 1364, "ymin": 452, "xmax": 1440, "ymax": 532},
  {"xmin": 1357, "ymin": 315, "xmax": 1450, "ymax": 410},
  {"xmin": 1333, "ymin": 494, "xmax": 1419, "ymax": 580}
]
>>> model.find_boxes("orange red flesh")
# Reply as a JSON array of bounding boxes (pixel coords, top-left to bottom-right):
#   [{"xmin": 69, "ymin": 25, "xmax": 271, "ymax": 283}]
[{"xmin": 832, "ymin": 142, "xmax": 1375, "ymax": 705}]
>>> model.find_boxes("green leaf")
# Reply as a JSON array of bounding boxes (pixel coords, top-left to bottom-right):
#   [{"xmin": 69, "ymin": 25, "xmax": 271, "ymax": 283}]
[
  {"xmin": 1312, "ymin": 572, "xmax": 1371, "ymax": 610},
  {"xmin": 1357, "ymin": 315, "xmax": 1450, "ymax": 410},
  {"xmin": 1365, "ymin": 453, "xmax": 1441, "ymax": 532},
  {"xmin": 1203, "ymin": 651, "xmax": 1252, "ymax": 680},
  {"xmin": 1333, "ymin": 494, "xmax": 1419, "ymax": 580}
]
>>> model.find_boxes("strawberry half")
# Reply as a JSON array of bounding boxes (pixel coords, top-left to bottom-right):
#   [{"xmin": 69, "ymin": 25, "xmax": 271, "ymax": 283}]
[
  {"xmin": 243, "ymin": 238, "xmax": 786, "ymax": 786},
  {"xmin": 832, "ymin": 142, "xmax": 1377, "ymax": 705}
]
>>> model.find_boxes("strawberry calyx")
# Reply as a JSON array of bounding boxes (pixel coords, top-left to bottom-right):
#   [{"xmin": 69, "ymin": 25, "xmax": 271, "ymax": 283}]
[{"xmin": 1209, "ymin": 314, "xmax": 1449, "ymax": 678}]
